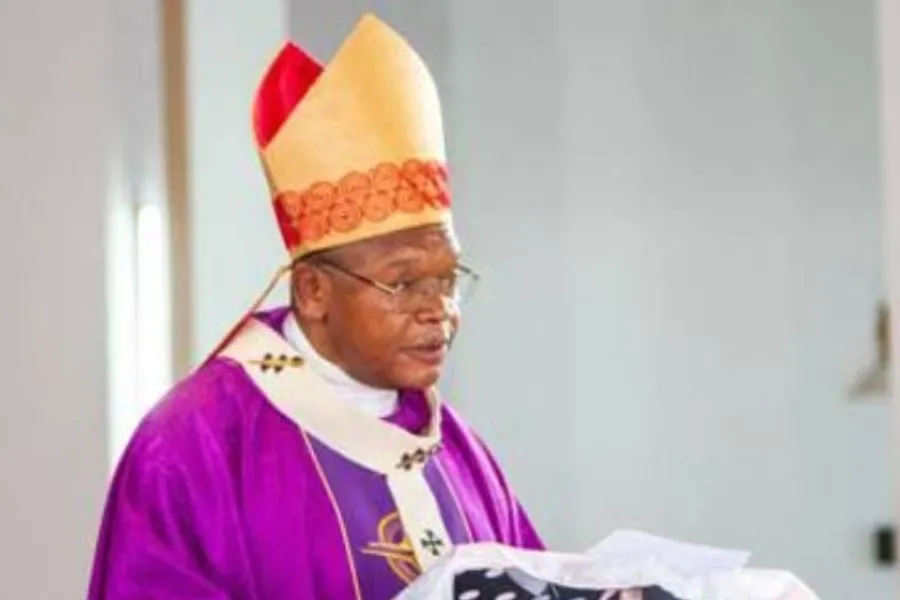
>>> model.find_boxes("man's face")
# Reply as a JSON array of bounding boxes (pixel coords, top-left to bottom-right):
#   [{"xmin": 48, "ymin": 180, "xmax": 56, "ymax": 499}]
[{"xmin": 297, "ymin": 224, "xmax": 462, "ymax": 390}]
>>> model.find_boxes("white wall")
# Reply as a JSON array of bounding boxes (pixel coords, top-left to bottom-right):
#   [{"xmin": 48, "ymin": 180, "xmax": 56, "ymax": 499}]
[
  {"xmin": 557, "ymin": 3, "xmax": 890, "ymax": 597},
  {"xmin": 0, "ymin": 0, "xmax": 111, "ymax": 596}
]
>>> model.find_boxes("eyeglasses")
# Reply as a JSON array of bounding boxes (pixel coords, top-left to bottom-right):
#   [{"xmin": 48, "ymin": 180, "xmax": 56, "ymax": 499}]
[{"xmin": 315, "ymin": 258, "xmax": 480, "ymax": 312}]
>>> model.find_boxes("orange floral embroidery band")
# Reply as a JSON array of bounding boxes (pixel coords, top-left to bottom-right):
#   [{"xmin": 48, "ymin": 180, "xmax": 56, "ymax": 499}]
[{"xmin": 273, "ymin": 158, "xmax": 451, "ymax": 254}]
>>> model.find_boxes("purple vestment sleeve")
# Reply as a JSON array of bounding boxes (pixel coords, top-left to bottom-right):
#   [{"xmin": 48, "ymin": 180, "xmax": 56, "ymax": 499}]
[
  {"xmin": 87, "ymin": 407, "xmax": 271, "ymax": 600},
  {"xmin": 86, "ymin": 363, "xmax": 322, "ymax": 600},
  {"xmin": 88, "ymin": 455, "xmax": 239, "ymax": 599}
]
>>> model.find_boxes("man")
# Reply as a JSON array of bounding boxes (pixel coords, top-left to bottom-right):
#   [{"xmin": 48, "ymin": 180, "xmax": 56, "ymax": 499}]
[{"xmin": 88, "ymin": 14, "xmax": 542, "ymax": 600}]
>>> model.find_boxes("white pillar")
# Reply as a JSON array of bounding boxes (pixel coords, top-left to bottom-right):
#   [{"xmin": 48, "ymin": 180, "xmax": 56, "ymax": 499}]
[{"xmin": 106, "ymin": 0, "xmax": 173, "ymax": 466}]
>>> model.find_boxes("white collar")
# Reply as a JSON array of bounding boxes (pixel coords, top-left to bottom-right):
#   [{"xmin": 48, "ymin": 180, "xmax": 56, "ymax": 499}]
[{"xmin": 282, "ymin": 311, "xmax": 398, "ymax": 418}]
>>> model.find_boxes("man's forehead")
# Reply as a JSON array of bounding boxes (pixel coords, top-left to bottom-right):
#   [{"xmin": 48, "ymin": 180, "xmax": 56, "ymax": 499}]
[{"xmin": 340, "ymin": 224, "xmax": 459, "ymax": 263}]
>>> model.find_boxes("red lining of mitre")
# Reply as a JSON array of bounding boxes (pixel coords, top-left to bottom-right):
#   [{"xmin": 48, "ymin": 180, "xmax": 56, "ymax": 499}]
[{"xmin": 253, "ymin": 42, "xmax": 324, "ymax": 148}]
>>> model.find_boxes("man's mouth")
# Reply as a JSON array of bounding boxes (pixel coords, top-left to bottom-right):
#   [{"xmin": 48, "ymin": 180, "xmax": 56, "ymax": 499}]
[{"xmin": 403, "ymin": 340, "xmax": 449, "ymax": 366}]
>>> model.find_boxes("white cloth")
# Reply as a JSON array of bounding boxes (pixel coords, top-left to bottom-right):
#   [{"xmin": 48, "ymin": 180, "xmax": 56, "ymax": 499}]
[
  {"xmin": 393, "ymin": 531, "xmax": 821, "ymax": 600},
  {"xmin": 282, "ymin": 312, "xmax": 398, "ymax": 417}
]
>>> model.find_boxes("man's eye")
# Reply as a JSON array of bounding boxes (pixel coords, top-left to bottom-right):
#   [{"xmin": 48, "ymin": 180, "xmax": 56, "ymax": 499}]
[
  {"xmin": 379, "ymin": 270, "xmax": 409, "ymax": 284},
  {"xmin": 391, "ymin": 279, "xmax": 415, "ymax": 291}
]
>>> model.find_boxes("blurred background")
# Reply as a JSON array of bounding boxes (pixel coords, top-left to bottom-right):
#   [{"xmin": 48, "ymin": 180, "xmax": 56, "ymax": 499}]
[{"xmin": 2, "ymin": 0, "xmax": 900, "ymax": 597}]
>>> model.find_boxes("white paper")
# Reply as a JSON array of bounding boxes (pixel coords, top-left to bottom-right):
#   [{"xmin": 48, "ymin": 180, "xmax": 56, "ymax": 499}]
[{"xmin": 393, "ymin": 531, "xmax": 821, "ymax": 600}]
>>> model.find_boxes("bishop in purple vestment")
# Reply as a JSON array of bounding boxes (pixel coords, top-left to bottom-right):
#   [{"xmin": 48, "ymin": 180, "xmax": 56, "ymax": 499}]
[{"xmin": 88, "ymin": 13, "xmax": 542, "ymax": 600}]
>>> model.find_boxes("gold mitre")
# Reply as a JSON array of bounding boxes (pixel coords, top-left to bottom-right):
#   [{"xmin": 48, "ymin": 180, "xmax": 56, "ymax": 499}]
[{"xmin": 253, "ymin": 14, "xmax": 452, "ymax": 260}]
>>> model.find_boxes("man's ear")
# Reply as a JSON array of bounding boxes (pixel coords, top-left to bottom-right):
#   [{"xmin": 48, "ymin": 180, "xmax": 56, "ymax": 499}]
[{"xmin": 292, "ymin": 262, "xmax": 331, "ymax": 321}]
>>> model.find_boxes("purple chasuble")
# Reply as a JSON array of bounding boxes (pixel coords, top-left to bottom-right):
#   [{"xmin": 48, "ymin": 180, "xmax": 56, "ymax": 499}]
[{"xmin": 88, "ymin": 308, "xmax": 542, "ymax": 599}]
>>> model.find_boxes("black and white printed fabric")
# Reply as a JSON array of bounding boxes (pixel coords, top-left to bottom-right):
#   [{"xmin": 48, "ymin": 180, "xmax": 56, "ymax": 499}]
[
  {"xmin": 392, "ymin": 531, "xmax": 821, "ymax": 600},
  {"xmin": 452, "ymin": 567, "xmax": 679, "ymax": 600}
]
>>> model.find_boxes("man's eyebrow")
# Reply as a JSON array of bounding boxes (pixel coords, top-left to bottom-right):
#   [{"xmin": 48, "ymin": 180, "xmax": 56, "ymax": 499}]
[
  {"xmin": 377, "ymin": 252, "xmax": 460, "ymax": 271},
  {"xmin": 377, "ymin": 256, "xmax": 420, "ymax": 270}
]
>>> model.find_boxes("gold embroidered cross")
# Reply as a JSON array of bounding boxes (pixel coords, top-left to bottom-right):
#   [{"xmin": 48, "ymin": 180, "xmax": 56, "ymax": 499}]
[
  {"xmin": 420, "ymin": 529, "xmax": 445, "ymax": 557},
  {"xmin": 249, "ymin": 353, "xmax": 304, "ymax": 373},
  {"xmin": 395, "ymin": 443, "xmax": 442, "ymax": 471}
]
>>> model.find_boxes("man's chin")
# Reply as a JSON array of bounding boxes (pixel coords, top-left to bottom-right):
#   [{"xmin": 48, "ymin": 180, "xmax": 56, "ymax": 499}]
[
  {"xmin": 386, "ymin": 351, "xmax": 446, "ymax": 390},
  {"xmin": 392, "ymin": 366, "xmax": 442, "ymax": 391}
]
